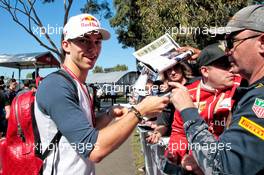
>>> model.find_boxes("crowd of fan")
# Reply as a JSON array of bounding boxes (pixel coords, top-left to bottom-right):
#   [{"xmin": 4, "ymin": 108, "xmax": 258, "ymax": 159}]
[{"xmin": 136, "ymin": 42, "xmax": 242, "ymax": 175}]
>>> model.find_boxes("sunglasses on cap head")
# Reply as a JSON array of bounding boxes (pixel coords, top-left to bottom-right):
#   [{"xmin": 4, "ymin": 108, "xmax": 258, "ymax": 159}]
[{"xmin": 224, "ymin": 31, "xmax": 261, "ymax": 50}]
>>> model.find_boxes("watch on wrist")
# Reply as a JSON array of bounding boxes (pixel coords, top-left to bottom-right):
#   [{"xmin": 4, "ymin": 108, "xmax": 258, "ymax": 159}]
[{"xmin": 129, "ymin": 106, "xmax": 143, "ymax": 122}]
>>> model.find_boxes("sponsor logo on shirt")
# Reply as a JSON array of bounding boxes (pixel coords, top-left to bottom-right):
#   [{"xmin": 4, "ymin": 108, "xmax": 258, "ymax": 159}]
[
  {"xmin": 194, "ymin": 101, "xmax": 206, "ymax": 113},
  {"xmin": 255, "ymin": 83, "xmax": 264, "ymax": 88},
  {"xmin": 239, "ymin": 116, "xmax": 264, "ymax": 140},
  {"xmin": 252, "ymin": 98, "xmax": 264, "ymax": 119},
  {"xmin": 219, "ymin": 98, "xmax": 231, "ymax": 109}
]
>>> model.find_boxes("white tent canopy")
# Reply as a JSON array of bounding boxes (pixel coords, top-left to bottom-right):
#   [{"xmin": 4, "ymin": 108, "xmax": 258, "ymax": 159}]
[
  {"xmin": 0, "ymin": 51, "xmax": 60, "ymax": 81},
  {"xmin": 0, "ymin": 51, "xmax": 60, "ymax": 69},
  {"xmin": 87, "ymin": 71, "xmax": 138, "ymax": 85}
]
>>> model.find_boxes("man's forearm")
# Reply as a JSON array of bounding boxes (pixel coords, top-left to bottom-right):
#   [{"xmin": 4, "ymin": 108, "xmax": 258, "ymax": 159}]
[
  {"xmin": 95, "ymin": 112, "xmax": 113, "ymax": 129},
  {"xmin": 89, "ymin": 111, "xmax": 139, "ymax": 162},
  {"xmin": 181, "ymin": 108, "xmax": 223, "ymax": 174},
  {"xmin": 5, "ymin": 105, "xmax": 10, "ymax": 119}
]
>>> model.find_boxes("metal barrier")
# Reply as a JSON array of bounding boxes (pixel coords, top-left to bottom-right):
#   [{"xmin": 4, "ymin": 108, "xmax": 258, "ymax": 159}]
[
  {"xmin": 137, "ymin": 126, "xmax": 155, "ymax": 175},
  {"xmin": 137, "ymin": 126, "xmax": 186, "ymax": 175},
  {"xmin": 137, "ymin": 126, "xmax": 171, "ymax": 175}
]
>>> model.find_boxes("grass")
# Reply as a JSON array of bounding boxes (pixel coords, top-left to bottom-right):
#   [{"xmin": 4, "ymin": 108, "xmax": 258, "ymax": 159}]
[
  {"xmin": 131, "ymin": 129, "xmax": 145, "ymax": 175},
  {"xmin": 116, "ymin": 96, "xmax": 128, "ymax": 103}
]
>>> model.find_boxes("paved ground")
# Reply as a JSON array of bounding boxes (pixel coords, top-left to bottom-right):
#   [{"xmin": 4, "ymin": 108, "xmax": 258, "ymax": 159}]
[
  {"xmin": 95, "ymin": 101, "xmax": 136, "ymax": 175},
  {"xmin": 95, "ymin": 135, "xmax": 135, "ymax": 175}
]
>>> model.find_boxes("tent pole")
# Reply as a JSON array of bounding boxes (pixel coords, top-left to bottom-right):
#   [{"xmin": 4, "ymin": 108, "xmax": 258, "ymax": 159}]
[
  {"xmin": 33, "ymin": 62, "xmax": 38, "ymax": 79},
  {"xmin": 18, "ymin": 68, "xmax": 21, "ymax": 87}
]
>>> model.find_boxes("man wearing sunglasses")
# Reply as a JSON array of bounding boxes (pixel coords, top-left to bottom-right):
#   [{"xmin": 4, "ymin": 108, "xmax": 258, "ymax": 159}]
[
  {"xmin": 34, "ymin": 14, "xmax": 169, "ymax": 174},
  {"xmin": 169, "ymin": 4, "xmax": 264, "ymax": 175}
]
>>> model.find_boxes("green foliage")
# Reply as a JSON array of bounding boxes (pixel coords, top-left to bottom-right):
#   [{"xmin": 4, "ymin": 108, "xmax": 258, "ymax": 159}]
[
  {"xmin": 113, "ymin": 64, "xmax": 128, "ymax": 71},
  {"xmin": 81, "ymin": 0, "xmax": 112, "ymax": 19},
  {"xmin": 110, "ymin": 1, "xmax": 146, "ymax": 49},
  {"xmin": 26, "ymin": 73, "xmax": 32, "ymax": 79},
  {"xmin": 110, "ymin": 0, "xmax": 248, "ymax": 49},
  {"xmin": 131, "ymin": 130, "xmax": 145, "ymax": 175},
  {"xmin": 92, "ymin": 65, "xmax": 104, "ymax": 73},
  {"xmin": 93, "ymin": 64, "xmax": 128, "ymax": 73},
  {"xmin": 104, "ymin": 64, "xmax": 128, "ymax": 72}
]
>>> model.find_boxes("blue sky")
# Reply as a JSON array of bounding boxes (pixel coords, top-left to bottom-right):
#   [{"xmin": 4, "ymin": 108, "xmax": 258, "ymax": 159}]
[{"xmin": 0, "ymin": 1, "xmax": 136, "ymax": 79}]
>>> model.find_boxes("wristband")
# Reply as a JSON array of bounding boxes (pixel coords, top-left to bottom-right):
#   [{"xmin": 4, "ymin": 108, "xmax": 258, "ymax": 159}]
[{"xmin": 129, "ymin": 106, "xmax": 143, "ymax": 122}]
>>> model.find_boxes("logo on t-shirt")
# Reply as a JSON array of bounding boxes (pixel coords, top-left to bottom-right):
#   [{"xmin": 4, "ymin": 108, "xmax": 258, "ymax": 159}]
[
  {"xmin": 252, "ymin": 98, "xmax": 264, "ymax": 119},
  {"xmin": 239, "ymin": 116, "xmax": 264, "ymax": 140}
]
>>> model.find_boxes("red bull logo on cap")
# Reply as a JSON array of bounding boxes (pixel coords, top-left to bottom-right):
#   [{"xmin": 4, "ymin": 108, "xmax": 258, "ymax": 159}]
[
  {"xmin": 81, "ymin": 16, "xmax": 97, "ymax": 22},
  {"xmin": 80, "ymin": 15, "xmax": 99, "ymax": 27}
]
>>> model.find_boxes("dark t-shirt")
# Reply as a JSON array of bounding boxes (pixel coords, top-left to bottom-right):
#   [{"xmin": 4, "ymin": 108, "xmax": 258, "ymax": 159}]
[
  {"xmin": 0, "ymin": 90, "xmax": 10, "ymax": 118},
  {"xmin": 5, "ymin": 89, "xmax": 16, "ymax": 104},
  {"xmin": 0, "ymin": 90, "xmax": 10, "ymax": 133},
  {"xmin": 156, "ymin": 103, "xmax": 175, "ymax": 136}
]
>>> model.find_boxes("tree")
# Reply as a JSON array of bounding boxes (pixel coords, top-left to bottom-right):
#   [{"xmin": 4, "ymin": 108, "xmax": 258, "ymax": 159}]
[
  {"xmin": 104, "ymin": 64, "xmax": 128, "ymax": 72},
  {"xmin": 113, "ymin": 64, "xmax": 128, "ymax": 71},
  {"xmin": 81, "ymin": 0, "xmax": 112, "ymax": 19},
  {"xmin": 92, "ymin": 64, "xmax": 128, "ymax": 73},
  {"xmin": 110, "ymin": 0, "xmax": 248, "ymax": 49},
  {"xmin": 0, "ymin": 0, "xmax": 111, "ymax": 61},
  {"xmin": 26, "ymin": 72, "xmax": 32, "ymax": 79},
  {"xmin": 92, "ymin": 65, "xmax": 104, "ymax": 73}
]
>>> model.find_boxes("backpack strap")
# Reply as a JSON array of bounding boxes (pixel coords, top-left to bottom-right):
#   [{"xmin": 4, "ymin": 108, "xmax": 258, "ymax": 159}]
[{"xmin": 40, "ymin": 131, "xmax": 62, "ymax": 160}]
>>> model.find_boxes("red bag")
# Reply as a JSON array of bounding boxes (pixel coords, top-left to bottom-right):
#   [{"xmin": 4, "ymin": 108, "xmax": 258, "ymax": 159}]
[
  {"xmin": 2, "ymin": 91, "xmax": 43, "ymax": 175},
  {"xmin": 0, "ymin": 70, "xmax": 76, "ymax": 175},
  {"xmin": 0, "ymin": 138, "xmax": 6, "ymax": 175}
]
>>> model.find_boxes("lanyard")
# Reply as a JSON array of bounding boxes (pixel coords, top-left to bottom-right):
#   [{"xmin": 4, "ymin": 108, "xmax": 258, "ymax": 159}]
[
  {"xmin": 196, "ymin": 83, "xmax": 202, "ymax": 113},
  {"xmin": 62, "ymin": 65, "xmax": 96, "ymax": 127}
]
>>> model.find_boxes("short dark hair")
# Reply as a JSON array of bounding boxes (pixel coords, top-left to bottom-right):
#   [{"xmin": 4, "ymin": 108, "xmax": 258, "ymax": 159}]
[
  {"xmin": 60, "ymin": 48, "xmax": 66, "ymax": 63},
  {"xmin": 23, "ymin": 80, "xmax": 31, "ymax": 87},
  {"xmin": 8, "ymin": 78, "xmax": 16, "ymax": 84}
]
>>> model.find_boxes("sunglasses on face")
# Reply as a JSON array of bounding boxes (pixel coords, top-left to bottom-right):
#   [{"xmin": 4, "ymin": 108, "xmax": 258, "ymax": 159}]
[{"xmin": 225, "ymin": 34, "xmax": 261, "ymax": 50}]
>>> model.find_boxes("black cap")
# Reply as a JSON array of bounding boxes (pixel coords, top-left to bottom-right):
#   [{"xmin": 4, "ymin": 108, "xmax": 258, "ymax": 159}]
[{"xmin": 198, "ymin": 43, "xmax": 226, "ymax": 67}]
